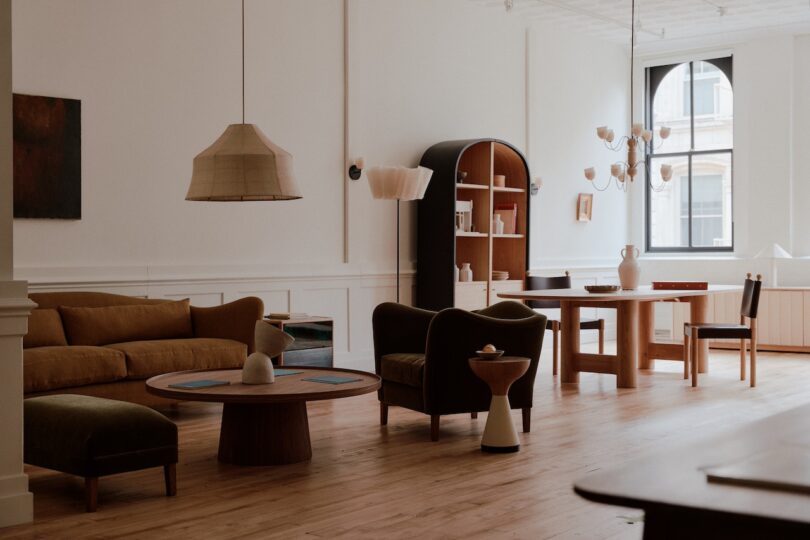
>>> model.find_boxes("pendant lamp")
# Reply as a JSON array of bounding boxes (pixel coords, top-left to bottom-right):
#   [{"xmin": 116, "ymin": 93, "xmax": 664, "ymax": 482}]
[{"xmin": 186, "ymin": 0, "xmax": 302, "ymax": 202}]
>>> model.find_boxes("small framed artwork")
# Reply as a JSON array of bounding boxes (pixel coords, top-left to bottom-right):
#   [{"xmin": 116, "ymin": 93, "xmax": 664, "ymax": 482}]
[{"xmin": 576, "ymin": 193, "xmax": 593, "ymax": 222}]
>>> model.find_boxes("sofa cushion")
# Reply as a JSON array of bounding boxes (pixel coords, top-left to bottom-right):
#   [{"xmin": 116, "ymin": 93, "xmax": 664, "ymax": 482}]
[
  {"xmin": 108, "ymin": 338, "xmax": 247, "ymax": 379},
  {"xmin": 381, "ymin": 353, "xmax": 425, "ymax": 388},
  {"xmin": 59, "ymin": 299, "xmax": 193, "ymax": 346},
  {"xmin": 24, "ymin": 309, "xmax": 68, "ymax": 349},
  {"xmin": 24, "ymin": 346, "xmax": 127, "ymax": 393}
]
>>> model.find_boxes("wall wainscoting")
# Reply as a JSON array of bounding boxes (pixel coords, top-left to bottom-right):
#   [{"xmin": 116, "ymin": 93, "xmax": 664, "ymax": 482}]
[{"xmin": 22, "ymin": 266, "xmax": 414, "ymax": 372}]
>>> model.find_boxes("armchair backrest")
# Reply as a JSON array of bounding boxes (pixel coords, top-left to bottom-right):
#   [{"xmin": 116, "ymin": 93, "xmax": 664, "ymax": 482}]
[
  {"xmin": 423, "ymin": 302, "xmax": 546, "ymax": 415},
  {"xmin": 372, "ymin": 302, "xmax": 435, "ymax": 375}
]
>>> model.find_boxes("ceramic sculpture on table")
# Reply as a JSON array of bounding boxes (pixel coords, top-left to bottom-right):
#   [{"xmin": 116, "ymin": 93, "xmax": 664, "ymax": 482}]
[{"xmin": 242, "ymin": 321, "xmax": 294, "ymax": 384}]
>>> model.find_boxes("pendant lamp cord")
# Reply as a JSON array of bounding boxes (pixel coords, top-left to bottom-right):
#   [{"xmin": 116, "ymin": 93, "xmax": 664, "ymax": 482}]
[
  {"xmin": 242, "ymin": 0, "xmax": 245, "ymax": 124},
  {"xmin": 630, "ymin": 0, "xmax": 635, "ymax": 128}
]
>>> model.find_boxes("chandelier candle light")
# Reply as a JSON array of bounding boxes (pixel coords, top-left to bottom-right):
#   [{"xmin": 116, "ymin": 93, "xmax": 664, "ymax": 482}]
[{"xmin": 584, "ymin": 0, "xmax": 673, "ymax": 192}]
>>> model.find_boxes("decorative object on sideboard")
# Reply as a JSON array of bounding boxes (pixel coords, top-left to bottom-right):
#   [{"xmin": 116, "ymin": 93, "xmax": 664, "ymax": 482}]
[
  {"xmin": 347, "ymin": 157, "xmax": 365, "ymax": 180},
  {"xmin": 242, "ymin": 321, "xmax": 294, "ymax": 384},
  {"xmin": 454, "ymin": 264, "xmax": 460, "ymax": 283},
  {"xmin": 459, "ymin": 263, "xmax": 473, "ymax": 283},
  {"xmin": 13, "ymin": 94, "xmax": 81, "ymax": 219},
  {"xmin": 618, "ymin": 244, "xmax": 641, "ymax": 290},
  {"xmin": 367, "ymin": 165, "xmax": 434, "ymax": 302},
  {"xmin": 186, "ymin": 0, "xmax": 302, "ymax": 202},
  {"xmin": 576, "ymin": 193, "xmax": 593, "ymax": 222},
  {"xmin": 492, "ymin": 270, "xmax": 510, "ymax": 281},
  {"xmin": 493, "ymin": 174, "xmax": 506, "ymax": 188},
  {"xmin": 754, "ymin": 243, "xmax": 792, "ymax": 287},
  {"xmin": 583, "ymin": 0, "xmax": 672, "ymax": 193}
]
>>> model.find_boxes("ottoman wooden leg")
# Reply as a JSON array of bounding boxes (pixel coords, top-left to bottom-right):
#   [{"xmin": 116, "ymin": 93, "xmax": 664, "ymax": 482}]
[
  {"xmin": 85, "ymin": 477, "xmax": 98, "ymax": 512},
  {"xmin": 164, "ymin": 463, "xmax": 177, "ymax": 497}
]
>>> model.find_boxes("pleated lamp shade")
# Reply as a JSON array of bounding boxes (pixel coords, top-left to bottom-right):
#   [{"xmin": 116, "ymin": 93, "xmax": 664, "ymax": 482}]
[
  {"xmin": 754, "ymin": 243, "xmax": 792, "ymax": 259},
  {"xmin": 186, "ymin": 123, "xmax": 302, "ymax": 201},
  {"xmin": 366, "ymin": 166, "xmax": 433, "ymax": 201}
]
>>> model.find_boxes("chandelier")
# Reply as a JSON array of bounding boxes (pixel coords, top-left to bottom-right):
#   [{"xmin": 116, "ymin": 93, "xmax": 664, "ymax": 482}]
[{"xmin": 584, "ymin": 0, "xmax": 672, "ymax": 192}]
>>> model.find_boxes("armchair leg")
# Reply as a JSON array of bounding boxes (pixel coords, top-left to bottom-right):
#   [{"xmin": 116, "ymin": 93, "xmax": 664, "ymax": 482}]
[
  {"xmin": 380, "ymin": 402, "xmax": 388, "ymax": 426},
  {"xmin": 430, "ymin": 415, "xmax": 440, "ymax": 442},
  {"xmin": 471, "ymin": 412, "xmax": 478, "ymax": 419},
  {"xmin": 85, "ymin": 477, "xmax": 98, "ymax": 513},
  {"xmin": 164, "ymin": 463, "xmax": 177, "ymax": 497},
  {"xmin": 598, "ymin": 319, "xmax": 605, "ymax": 355},
  {"xmin": 552, "ymin": 321, "xmax": 559, "ymax": 376},
  {"xmin": 522, "ymin": 407, "xmax": 531, "ymax": 433}
]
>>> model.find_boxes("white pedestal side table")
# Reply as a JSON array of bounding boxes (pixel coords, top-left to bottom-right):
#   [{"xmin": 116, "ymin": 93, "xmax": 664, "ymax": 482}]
[{"xmin": 468, "ymin": 356, "xmax": 530, "ymax": 453}]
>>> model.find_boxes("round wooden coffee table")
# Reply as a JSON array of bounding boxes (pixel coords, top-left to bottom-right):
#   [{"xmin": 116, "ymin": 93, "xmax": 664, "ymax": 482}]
[
  {"xmin": 468, "ymin": 357, "xmax": 530, "ymax": 453},
  {"xmin": 146, "ymin": 367, "xmax": 380, "ymax": 466}
]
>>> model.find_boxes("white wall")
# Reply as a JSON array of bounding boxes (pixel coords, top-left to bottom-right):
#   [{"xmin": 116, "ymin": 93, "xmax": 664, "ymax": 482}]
[
  {"xmin": 11, "ymin": 0, "xmax": 532, "ymax": 365},
  {"xmin": 527, "ymin": 23, "xmax": 630, "ymax": 272}
]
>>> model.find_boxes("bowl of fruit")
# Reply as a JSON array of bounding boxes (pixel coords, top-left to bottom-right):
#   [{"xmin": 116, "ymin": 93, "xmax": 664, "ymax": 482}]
[{"xmin": 476, "ymin": 344, "xmax": 505, "ymax": 360}]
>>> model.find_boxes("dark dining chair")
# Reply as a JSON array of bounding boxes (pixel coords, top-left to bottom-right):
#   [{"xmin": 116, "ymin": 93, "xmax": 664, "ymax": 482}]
[
  {"xmin": 526, "ymin": 272, "xmax": 605, "ymax": 376},
  {"xmin": 684, "ymin": 273, "xmax": 762, "ymax": 387}
]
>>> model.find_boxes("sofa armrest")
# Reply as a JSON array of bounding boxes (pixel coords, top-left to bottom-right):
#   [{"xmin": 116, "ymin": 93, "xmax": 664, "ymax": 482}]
[
  {"xmin": 191, "ymin": 297, "xmax": 264, "ymax": 353},
  {"xmin": 372, "ymin": 302, "xmax": 435, "ymax": 375}
]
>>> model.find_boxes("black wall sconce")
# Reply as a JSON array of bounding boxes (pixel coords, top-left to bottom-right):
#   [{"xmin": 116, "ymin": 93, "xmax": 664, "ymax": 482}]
[{"xmin": 348, "ymin": 157, "xmax": 365, "ymax": 180}]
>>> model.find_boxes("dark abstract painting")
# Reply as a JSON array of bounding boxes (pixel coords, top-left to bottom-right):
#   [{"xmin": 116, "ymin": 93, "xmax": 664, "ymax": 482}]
[{"xmin": 13, "ymin": 93, "xmax": 81, "ymax": 219}]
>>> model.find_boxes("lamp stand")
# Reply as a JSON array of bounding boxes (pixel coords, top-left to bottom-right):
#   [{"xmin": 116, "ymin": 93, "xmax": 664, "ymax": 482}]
[
  {"xmin": 772, "ymin": 259, "xmax": 778, "ymax": 288},
  {"xmin": 396, "ymin": 200, "xmax": 401, "ymax": 303}
]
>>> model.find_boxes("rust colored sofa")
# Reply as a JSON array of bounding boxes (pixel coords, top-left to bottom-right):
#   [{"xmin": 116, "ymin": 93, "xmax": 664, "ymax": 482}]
[{"xmin": 24, "ymin": 292, "xmax": 264, "ymax": 405}]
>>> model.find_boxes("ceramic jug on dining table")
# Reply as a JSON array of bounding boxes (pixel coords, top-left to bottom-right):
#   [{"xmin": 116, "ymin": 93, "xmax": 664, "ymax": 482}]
[{"xmin": 618, "ymin": 244, "xmax": 640, "ymax": 290}]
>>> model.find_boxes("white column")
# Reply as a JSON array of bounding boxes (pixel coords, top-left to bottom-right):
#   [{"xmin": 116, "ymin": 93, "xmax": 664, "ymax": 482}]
[{"xmin": 0, "ymin": 0, "xmax": 35, "ymax": 528}]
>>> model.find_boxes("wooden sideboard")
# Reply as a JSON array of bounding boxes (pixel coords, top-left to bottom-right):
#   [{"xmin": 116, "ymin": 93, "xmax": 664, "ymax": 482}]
[{"xmin": 669, "ymin": 287, "xmax": 810, "ymax": 352}]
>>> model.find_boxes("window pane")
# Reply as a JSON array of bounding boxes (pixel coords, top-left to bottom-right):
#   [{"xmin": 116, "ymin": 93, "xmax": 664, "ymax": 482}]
[
  {"xmin": 649, "ymin": 156, "xmax": 689, "ymax": 248},
  {"xmin": 694, "ymin": 60, "xmax": 733, "ymax": 151},
  {"xmin": 652, "ymin": 63, "xmax": 691, "ymax": 154},
  {"xmin": 691, "ymin": 153, "xmax": 732, "ymax": 247}
]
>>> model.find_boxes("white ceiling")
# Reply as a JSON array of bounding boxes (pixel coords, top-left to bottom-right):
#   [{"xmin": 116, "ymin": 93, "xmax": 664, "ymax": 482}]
[{"xmin": 470, "ymin": 0, "xmax": 810, "ymax": 51}]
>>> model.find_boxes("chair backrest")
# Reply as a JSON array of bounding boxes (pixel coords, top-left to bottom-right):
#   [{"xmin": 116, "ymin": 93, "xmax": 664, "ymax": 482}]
[
  {"xmin": 525, "ymin": 273, "xmax": 572, "ymax": 309},
  {"xmin": 739, "ymin": 273, "xmax": 763, "ymax": 319}
]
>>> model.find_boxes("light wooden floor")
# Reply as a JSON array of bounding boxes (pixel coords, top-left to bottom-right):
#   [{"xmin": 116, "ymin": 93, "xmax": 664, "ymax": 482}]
[{"xmin": 6, "ymin": 346, "xmax": 810, "ymax": 540}]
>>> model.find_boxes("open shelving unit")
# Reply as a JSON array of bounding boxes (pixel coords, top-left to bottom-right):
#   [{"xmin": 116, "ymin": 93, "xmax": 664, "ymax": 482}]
[{"xmin": 416, "ymin": 139, "xmax": 531, "ymax": 311}]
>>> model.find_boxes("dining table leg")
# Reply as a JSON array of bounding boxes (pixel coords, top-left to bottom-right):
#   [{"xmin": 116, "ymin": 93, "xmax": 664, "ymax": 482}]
[
  {"xmin": 638, "ymin": 301, "xmax": 654, "ymax": 370},
  {"xmin": 689, "ymin": 295, "xmax": 709, "ymax": 373},
  {"xmin": 560, "ymin": 300, "xmax": 580, "ymax": 384},
  {"xmin": 616, "ymin": 300, "xmax": 639, "ymax": 388}
]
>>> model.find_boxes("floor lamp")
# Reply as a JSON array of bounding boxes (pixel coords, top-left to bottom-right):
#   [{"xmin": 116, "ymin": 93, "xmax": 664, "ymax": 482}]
[{"xmin": 366, "ymin": 166, "xmax": 433, "ymax": 303}]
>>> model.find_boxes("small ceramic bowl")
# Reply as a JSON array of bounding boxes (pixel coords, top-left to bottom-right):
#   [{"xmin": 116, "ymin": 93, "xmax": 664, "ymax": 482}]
[
  {"xmin": 476, "ymin": 349, "xmax": 505, "ymax": 360},
  {"xmin": 584, "ymin": 285, "xmax": 620, "ymax": 293}
]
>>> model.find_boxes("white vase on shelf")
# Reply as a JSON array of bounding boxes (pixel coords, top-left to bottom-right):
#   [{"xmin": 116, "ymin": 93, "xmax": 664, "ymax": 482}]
[
  {"xmin": 618, "ymin": 244, "xmax": 640, "ymax": 290},
  {"xmin": 459, "ymin": 263, "xmax": 473, "ymax": 282},
  {"xmin": 454, "ymin": 264, "xmax": 460, "ymax": 283},
  {"xmin": 492, "ymin": 214, "xmax": 504, "ymax": 235}
]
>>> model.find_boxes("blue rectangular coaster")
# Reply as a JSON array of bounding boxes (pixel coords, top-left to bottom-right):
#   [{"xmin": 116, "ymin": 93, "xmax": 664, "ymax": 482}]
[
  {"xmin": 169, "ymin": 379, "xmax": 230, "ymax": 389},
  {"xmin": 274, "ymin": 369, "xmax": 304, "ymax": 377},
  {"xmin": 302, "ymin": 376, "xmax": 361, "ymax": 385}
]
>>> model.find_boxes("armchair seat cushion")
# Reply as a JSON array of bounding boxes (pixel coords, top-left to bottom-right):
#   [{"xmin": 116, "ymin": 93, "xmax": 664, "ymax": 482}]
[
  {"xmin": 108, "ymin": 338, "xmax": 246, "ymax": 379},
  {"xmin": 381, "ymin": 353, "xmax": 425, "ymax": 388}
]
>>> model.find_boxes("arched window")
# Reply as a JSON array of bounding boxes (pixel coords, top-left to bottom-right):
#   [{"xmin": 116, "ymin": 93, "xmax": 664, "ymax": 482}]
[{"xmin": 646, "ymin": 57, "xmax": 733, "ymax": 252}]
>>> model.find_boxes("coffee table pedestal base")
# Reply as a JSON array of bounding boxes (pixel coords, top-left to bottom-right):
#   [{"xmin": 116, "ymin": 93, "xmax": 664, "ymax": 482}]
[
  {"xmin": 218, "ymin": 402, "xmax": 311, "ymax": 466},
  {"xmin": 481, "ymin": 395, "xmax": 520, "ymax": 453}
]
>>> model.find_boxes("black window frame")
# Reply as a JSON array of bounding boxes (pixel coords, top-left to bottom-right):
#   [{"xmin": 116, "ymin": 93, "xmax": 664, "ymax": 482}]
[{"xmin": 645, "ymin": 56, "xmax": 734, "ymax": 253}]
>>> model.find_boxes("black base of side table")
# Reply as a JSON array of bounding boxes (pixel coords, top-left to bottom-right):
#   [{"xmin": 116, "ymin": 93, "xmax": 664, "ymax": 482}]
[{"xmin": 482, "ymin": 444, "xmax": 520, "ymax": 454}]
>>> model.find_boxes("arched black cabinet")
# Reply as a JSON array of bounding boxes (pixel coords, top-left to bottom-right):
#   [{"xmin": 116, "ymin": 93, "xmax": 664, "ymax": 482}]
[{"xmin": 417, "ymin": 139, "xmax": 531, "ymax": 311}]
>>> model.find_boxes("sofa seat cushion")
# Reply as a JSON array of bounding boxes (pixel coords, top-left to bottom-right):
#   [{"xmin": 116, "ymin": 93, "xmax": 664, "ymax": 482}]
[
  {"xmin": 24, "ymin": 346, "xmax": 127, "ymax": 393},
  {"xmin": 108, "ymin": 338, "xmax": 247, "ymax": 379},
  {"xmin": 58, "ymin": 299, "xmax": 193, "ymax": 346},
  {"xmin": 381, "ymin": 353, "xmax": 425, "ymax": 388},
  {"xmin": 24, "ymin": 394, "xmax": 177, "ymax": 478},
  {"xmin": 24, "ymin": 309, "xmax": 68, "ymax": 349}
]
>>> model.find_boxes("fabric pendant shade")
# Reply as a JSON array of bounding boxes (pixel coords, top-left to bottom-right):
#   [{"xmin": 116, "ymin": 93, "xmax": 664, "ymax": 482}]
[
  {"xmin": 186, "ymin": 124, "xmax": 301, "ymax": 201},
  {"xmin": 367, "ymin": 166, "xmax": 433, "ymax": 201}
]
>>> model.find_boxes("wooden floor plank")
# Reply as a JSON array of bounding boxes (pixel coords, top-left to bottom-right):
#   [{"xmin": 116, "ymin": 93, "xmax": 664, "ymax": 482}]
[{"xmin": 5, "ymin": 344, "xmax": 810, "ymax": 539}]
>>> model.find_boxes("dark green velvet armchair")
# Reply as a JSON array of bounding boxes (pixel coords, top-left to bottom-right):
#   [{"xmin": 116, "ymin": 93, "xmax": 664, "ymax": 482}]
[{"xmin": 372, "ymin": 301, "xmax": 546, "ymax": 441}]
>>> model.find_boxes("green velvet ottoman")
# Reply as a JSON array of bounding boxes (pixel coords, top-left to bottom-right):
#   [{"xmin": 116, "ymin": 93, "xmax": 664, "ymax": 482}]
[{"xmin": 24, "ymin": 394, "xmax": 178, "ymax": 512}]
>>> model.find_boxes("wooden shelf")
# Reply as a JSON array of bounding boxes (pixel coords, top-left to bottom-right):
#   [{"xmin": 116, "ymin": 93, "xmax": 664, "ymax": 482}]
[
  {"xmin": 456, "ymin": 183, "xmax": 488, "ymax": 190},
  {"xmin": 456, "ymin": 232, "xmax": 488, "ymax": 238},
  {"xmin": 493, "ymin": 186, "xmax": 525, "ymax": 193},
  {"xmin": 493, "ymin": 234, "xmax": 524, "ymax": 239}
]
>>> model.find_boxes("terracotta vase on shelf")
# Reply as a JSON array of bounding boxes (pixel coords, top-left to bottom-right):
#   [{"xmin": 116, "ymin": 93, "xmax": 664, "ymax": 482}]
[{"xmin": 618, "ymin": 244, "xmax": 640, "ymax": 290}]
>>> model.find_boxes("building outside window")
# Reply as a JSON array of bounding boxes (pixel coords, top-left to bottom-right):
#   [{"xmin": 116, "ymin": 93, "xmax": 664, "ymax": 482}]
[{"xmin": 646, "ymin": 57, "xmax": 733, "ymax": 251}]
